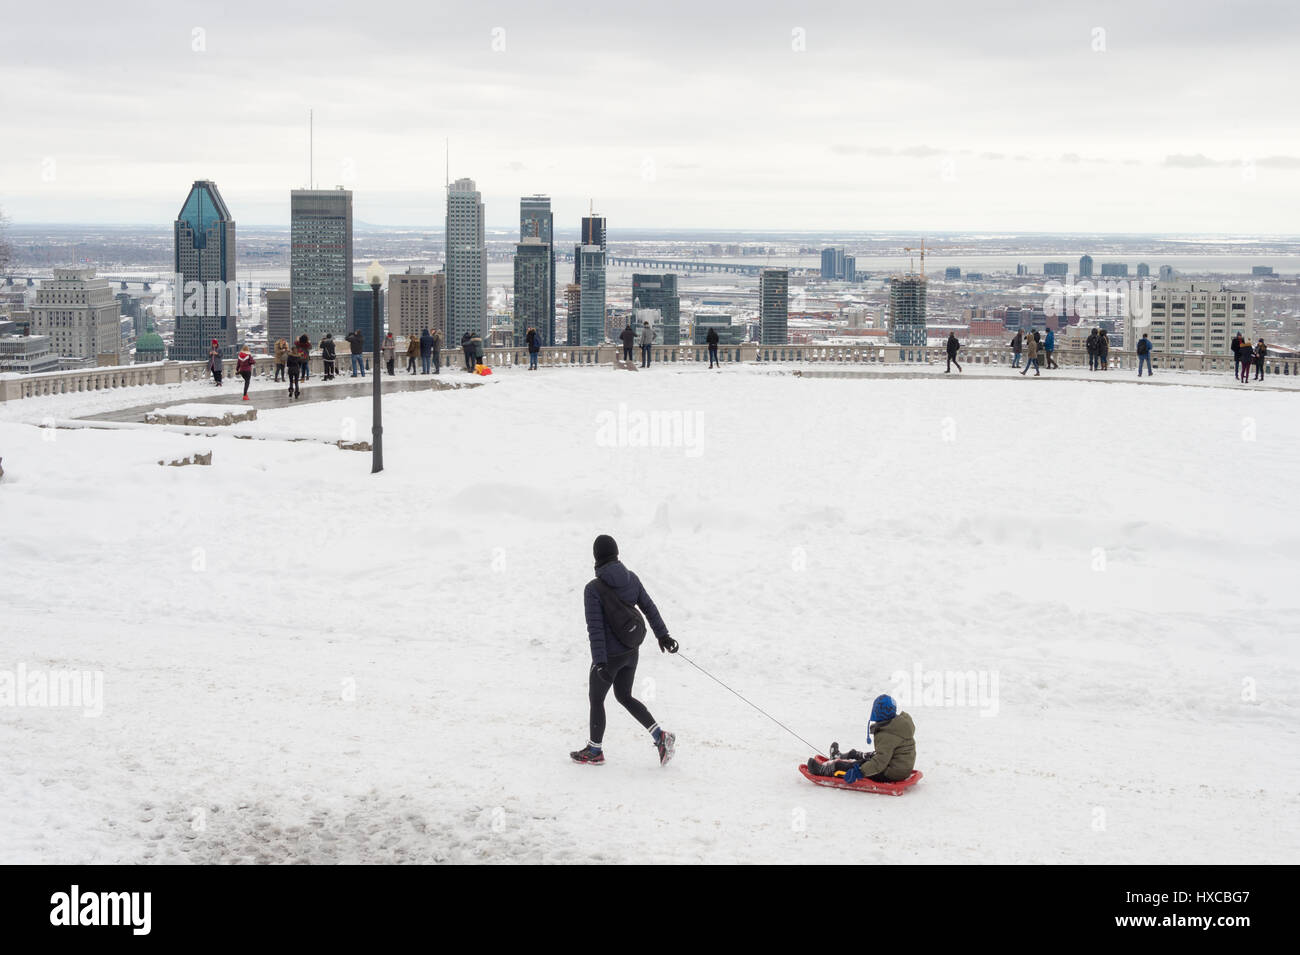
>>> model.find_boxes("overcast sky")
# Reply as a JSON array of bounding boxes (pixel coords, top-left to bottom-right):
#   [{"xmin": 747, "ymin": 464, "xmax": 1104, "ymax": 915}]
[{"xmin": 2, "ymin": 0, "xmax": 1298, "ymax": 233}]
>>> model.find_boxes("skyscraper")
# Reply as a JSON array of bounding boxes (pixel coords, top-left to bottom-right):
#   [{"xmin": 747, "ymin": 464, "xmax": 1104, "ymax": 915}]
[
  {"xmin": 514, "ymin": 238, "xmax": 551, "ymax": 346},
  {"xmin": 520, "ymin": 196, "xmax": 556, "ymax": 345},
  {"xmin": 290, "ymin": 188, "xmax": 353, "ymax": 345},
  {"xmin": 265, "ymin": 288, "xmax": 291, "ymax": 347},
  {"xmin": 1136, "ymin": 263, "xmax": 1150, "ymax": 278},
  {"xmin": 446, "ymin": 178, "xmax": 487, "ymax": 347},
  {"xmin": 350, "ymin": 283, "xmax": 384, "ymax": 352},
  {"xmin": 564, "ymin": 283, "xmax": 582, "ymax": 346},
  {"xmin": 632, "ymin": 274, "xmax": 681, "ymax": 345},
  {"xmin": 173, "ymin": 180, "xmax": 236, "ymax": 361},
  {"xmin": 759, "ymin": 268, "xmax": 788, "ymax": 345},
  {"xmin": 578, "ymin": 245, "xmax": 606, "ymax": 346},
  {"xmin": 888, "ymin": 275, "xmax": 928, "ymax": 346},
  {"xmin": 1079, "ymin": 254, "xmax": 1094, "ymax": 277}
]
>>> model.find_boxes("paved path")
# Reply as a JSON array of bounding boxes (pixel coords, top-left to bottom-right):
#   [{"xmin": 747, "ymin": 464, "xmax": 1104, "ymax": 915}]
[{"xmin": 80, "ymin": 374, "xmax": 476, "ymax": 422}]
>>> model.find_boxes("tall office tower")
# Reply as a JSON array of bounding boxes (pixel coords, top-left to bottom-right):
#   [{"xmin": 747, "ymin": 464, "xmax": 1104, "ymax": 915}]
[
  {"xmin": 759, "ymin": 268, "xmax": 789, "ymax": 345},
  {"xmin": 350, "ymin": 283, "xmax": 383, "ymax": 351},
  {"xmin": 388, "ymin": 268, "xmax": 442, "ymax": 340},
  {"xmin": 30, "ymin": 268, "xmax": 122, "ymax": 364},
  {"xmin": 843, "ymin": 255, "xmax": 857, "ymax": 283},
  {"xmin": 514, "ymin": 238, "xmax": 551, "ymax": 345},
  {"xmin": 564, "ymin": 283, "xmax": 582, "ymax": 346},
  {"xmin": 1079, "ymin": 254, "xmax": 1094, "ymax": 277},
  {"xmin": 1138, "ymin": 282, "xmax": 1252, "ymax": 356},
  {"xmin": 446, "ymin": 178, "xmax": 487, "ymax": 347},
  {"xmin": 1136, "ymin": 263, "xmax": 1150, "ymax": 278},
  {"xmin": 631, "ymin": 273, "xmax": 681, "ymax": 345},
  {"xmin": 888, "ymin": 274, "xmax": 928, "ymax": 346},
  {"xmin": 820, "ymin": 248, "xmax": 837, "ymax": 279},
  {"xmin": 520, "ymin": 196, "xmax": 556, "ymax": 345},
  {"xmin": 265, "ymin": 288, "xmax": 291, "ymax": 346},
  {"xmin": 173, "ymin": 180, "xmax": 236, "ymax": 360},
  {"xmin": 290, "ymin": 187, "xmax": 353, "ymax": 345},
  {"xmin": 581, "ymin": 213, "xmax": 607, "ymax": 252},
  {"xmin": 1100, "ymin": 263, "xmax": 1128, "ymax": 277},
  {"xmin": 578, "ymin": 245, "xmax": 606, "ymax": 346}
]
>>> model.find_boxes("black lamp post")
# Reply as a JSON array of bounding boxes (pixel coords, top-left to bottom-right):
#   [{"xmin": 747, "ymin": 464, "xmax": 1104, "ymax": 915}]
[{"xmin": 365, "ymin": 260, "xmax": 387, "ymax": 473}]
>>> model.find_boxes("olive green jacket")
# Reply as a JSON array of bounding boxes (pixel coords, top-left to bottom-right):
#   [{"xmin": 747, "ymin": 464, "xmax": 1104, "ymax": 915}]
[{"xmin": 860, "ymin": 711, "xmax": 916, "ymax": 781}]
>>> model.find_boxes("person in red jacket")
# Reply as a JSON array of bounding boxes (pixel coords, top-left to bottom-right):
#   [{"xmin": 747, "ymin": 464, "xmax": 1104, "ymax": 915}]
[{"xmin": 236, "ymin": 345, "xmax": 255, "ymax": 400}]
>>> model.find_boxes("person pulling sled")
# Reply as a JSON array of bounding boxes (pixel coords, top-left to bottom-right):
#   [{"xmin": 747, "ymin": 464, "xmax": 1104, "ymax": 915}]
[{"xmin": 571, "ymin": 535, "xmax": 679, "ymax": 767}]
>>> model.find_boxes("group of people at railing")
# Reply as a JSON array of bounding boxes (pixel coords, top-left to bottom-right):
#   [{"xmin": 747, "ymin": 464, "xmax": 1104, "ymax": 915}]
[{"xmin": 1231, "ymin": 333, "xmax": 1269, "ymax": 384}]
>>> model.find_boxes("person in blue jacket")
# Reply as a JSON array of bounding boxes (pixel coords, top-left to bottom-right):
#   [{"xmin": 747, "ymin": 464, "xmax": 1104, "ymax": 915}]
[
  {"xmin": 1044, "ymin": 328, "xmax": 1058, "ymax": 369},
  {"xmin": 571, "ymin": 535, "xmax": 679, "ymax": 766}
]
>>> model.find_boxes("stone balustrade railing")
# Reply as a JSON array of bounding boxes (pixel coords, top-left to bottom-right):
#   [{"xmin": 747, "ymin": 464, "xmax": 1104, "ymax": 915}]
[{"xmin": 2, "ymin": 343, "xmax": 1296, "ymax": 402}]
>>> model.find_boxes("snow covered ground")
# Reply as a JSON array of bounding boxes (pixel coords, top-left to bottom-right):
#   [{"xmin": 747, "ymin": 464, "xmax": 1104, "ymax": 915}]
[{"xmin": 1, "ymin": 364, "xmax": 1297, "ymax": 864}]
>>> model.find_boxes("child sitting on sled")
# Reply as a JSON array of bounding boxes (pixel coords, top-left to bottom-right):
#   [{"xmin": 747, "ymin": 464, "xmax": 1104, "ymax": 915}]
[{"xmin": 807, "ymin": 694, "xmax": 916, "ymax": 783}]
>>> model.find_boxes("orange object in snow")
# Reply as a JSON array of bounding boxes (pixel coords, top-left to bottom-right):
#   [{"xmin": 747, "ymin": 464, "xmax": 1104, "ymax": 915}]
[{"xmin": 475, "ymin": 365, "xmax": 492, "ymax": 376}]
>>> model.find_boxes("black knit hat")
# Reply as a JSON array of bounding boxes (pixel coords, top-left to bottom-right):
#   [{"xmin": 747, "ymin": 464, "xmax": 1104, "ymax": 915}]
[{"xmin": 593, "ymin": 535, "xmax": 619, "ymax": 567}]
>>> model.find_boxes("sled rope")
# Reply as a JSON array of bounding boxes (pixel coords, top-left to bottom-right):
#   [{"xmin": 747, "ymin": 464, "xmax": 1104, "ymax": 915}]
[{"xmin": 677, "ymin": 652, "xmax": 819, "ymax": 752}]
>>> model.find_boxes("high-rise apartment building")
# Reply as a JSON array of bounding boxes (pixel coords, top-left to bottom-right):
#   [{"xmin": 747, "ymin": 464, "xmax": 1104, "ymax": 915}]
[
  {"xmin": 1138, "ymin": 282, "xmax": 1252, "ymax": 356},
  {"xmin": 290, "ymin": 188, "xmax": 353, "ymax": 344},
  {"xmin": 514, "ymin": 238, "xmax": 551, "ymax": 346},
  {"xmin": 173, "ymin": 180, "xmax": 236, "ymax": 361},
  {"xmin": 578, "ymin": 245, "xmax": 606, "ymax": 346},
  {"xmin": 759, "ymin": 268, "xmax": 789, "ymax": 345},
  {"xmin": 1100, "ymin": 263, "xmax": 1128, "ymax": 277},
  {"xmin": 30, "ymin": 268, "xmax": 122, "ymax": 364},
  {"xmin": 1078, "ymin": 255, "xmax": 1094, "ymax": 277},
  {"xmin": 632, "ymin": 273, "xmax": 680, "ymax": 345},
  {"xmin": 388, "ymin": 268, "xmax": 444, "ymax": 340},
  {"xmin": 564, "ymin": 284, "xmax": 582, "ymax": 346},
  {"xmin": 888, "ymin": 274, "xmax": 928, "ymax": 346},
  {"xmin": 520, "ymin": 197, "xmax": 555, "ymax": 345},
  {"xmin": 1043, "ymin": 262, "xmax": 1069, "ymax": 276},
  {"xmin": 446, "ymin": 178, "xmax": 487, "ymax": 347}
]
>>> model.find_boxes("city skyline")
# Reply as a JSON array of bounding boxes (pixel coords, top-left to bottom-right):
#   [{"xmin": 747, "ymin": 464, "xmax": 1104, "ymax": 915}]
[{"xmin": 3, "ymin": 2, "xmax": 1298, "ymax": 233}]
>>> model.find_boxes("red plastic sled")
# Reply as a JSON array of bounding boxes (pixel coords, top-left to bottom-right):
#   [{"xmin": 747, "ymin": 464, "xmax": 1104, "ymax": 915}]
[{"xmin": 798, "ymin": 757, "xmax": 923, "ymax": 796}]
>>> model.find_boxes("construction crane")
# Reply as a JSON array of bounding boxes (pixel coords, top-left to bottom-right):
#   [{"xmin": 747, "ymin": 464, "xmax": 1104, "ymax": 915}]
[{"xmin": 903, "ymin": 238, "xmax": 928, "ymax": 278}]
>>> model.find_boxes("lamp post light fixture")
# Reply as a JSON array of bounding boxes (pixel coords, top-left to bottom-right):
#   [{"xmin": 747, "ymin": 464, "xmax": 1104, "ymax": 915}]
[{"xmin": 364, "ymin": 259, "xmax": 387, "ymax": 473}]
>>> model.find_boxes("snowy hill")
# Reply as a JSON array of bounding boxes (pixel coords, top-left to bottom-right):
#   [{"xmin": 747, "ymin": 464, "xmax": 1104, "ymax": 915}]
[{"xmin": 1, "ymin": 367, "xmax": 1297, "ymax": 863}]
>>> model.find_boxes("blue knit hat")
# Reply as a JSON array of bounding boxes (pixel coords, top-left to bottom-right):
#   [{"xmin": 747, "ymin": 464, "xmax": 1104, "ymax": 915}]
[{"xmin": 867, "ymin": 694, "xmax": 897, "ymax": 742}]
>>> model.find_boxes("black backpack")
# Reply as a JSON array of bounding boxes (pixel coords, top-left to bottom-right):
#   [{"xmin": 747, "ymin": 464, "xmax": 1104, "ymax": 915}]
[
  {"xmin": 594, "ymin": 580, "xmax": 647, "ymax": 649},
  {"xmin": 1137, "ymin": 338, "xmax": 1149, "ymax": 355}
]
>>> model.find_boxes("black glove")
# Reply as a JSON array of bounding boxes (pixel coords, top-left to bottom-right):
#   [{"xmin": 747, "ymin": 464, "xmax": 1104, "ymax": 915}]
[
  {"xmin": 592, "ymin": 663, "xmax": 612, "ymax": 684},
  {"xmin": 657, "ymin": 635, "xmax": 679, "ymax": 654},
  {"xmin": 845, "ymin": 749, "xmax": 871, "ymax": 763}
]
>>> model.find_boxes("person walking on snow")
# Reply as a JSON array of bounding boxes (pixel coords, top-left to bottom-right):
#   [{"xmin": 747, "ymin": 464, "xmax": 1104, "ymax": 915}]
[
  {"xmin": 639, "ymin": 320, "xmax": 654, "ymax": 368},
  {"xmin": 1044, "ymin": 328, "xmax": 1058, "ymax": 369},
  {"xmin": 207, "ymin": 339, "xmax": 223, "ymax": 386},
  {"xmin": 236, "ymin": 345, "xmax": 255, "ymax": 399},
  {"xmin": 707, "ymin": 326, "xmax": 720, "ymax": 369},
  {"xmin": 806, "ymin": 695, "xmax": 917, "ymax": 783},
  {"xmin": 945, "ymin": 331, "xmax": 962, "ymax": 373},
  {"xmin": 1020, "ymin": 331, "xmax": 1040, "ymax": 376},
  {"xmin": 571, "ymin": 535, "xmax": 678, "ymax": 766},
  {"xmin": 1136, "ymin": 333, "xmax": 1153, "ymax": 377},
  {"xmin": 620, "ymin": 324, "xmax": 636, "ymax": 363}
]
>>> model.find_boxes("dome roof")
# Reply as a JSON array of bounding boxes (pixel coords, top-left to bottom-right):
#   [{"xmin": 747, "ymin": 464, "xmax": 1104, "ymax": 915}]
[{"xmin": 136, "ymin": 330, "xmax": 165, "ymax": 354}]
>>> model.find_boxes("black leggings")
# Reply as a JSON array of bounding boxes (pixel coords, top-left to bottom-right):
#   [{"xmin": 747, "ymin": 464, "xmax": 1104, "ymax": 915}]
[
  {"xmin": 589, "ymin": 651, "xmax": 655, "ymax": 744},
  {"xmin": 240, "ymin": 370, "xmax": 251, "ymax": 397}
]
